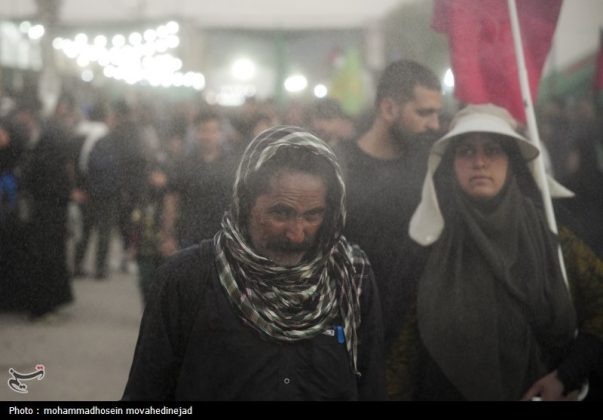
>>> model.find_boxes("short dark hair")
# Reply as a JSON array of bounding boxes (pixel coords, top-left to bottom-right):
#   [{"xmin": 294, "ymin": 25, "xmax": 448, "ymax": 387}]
[
  {"xmin": 88, "ymin": 101, "xmax": 109, "ymax": 122},
  {"xmin": 112, "ymin": 99, "xmax": 132, "ymax": 117},
  {"xmin": 375, "ymin": 60, "xmax": 441, "ymax": 106},
  {"xmin": 307, "ymin": 98, "xmax": 346, "ymax": 121},
  {"xmin": 194, "ymin": 110, "xmax": 221, "ymax": 127}
]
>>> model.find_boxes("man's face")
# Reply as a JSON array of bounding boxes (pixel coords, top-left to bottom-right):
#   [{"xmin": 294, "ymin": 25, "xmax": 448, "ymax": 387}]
[
  {"xmin": 196, "ymin": 119, "xmax": 222, "ymax": 151},
  {"xmin": 0, "ymin": 127, "xmax": 10, "ymax": 149},
  {"xmin": 248, "ymin": 170, "xmax": 327, "ymax": 267},
  {"xmin": 390, "ymin": 85, "xmax": 442, "ymax": 148}
]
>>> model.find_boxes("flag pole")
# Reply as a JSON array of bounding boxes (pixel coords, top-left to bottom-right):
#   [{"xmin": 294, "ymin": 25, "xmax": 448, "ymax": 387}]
[{"xmin": 507, "ymin": 0, "xmax": 569, "ymax": 285}]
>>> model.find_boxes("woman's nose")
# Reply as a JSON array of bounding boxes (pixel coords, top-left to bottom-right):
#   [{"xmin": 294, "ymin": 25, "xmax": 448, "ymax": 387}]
[{"xmin": 472, "ymin": 151, "xmax": 487, "ymax": 167}]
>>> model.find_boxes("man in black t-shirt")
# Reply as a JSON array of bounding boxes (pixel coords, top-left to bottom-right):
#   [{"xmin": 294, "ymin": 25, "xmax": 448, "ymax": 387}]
[{"xmin": 336, "ymin": 60, "xmax": 443, "ymax": 347}]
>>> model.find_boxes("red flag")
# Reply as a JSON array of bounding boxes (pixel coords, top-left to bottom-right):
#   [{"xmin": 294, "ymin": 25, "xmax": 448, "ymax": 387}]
[
  {"xmin": 433, "ymin": 0, "xmax": 562, "ymax": 122},
  {"xmin": 594, "ymin": 29, "xmax": 603, "ymax": 95}
]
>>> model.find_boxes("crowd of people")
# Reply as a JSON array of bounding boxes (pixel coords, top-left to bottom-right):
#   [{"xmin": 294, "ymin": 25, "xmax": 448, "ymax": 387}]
[
  {"xmin": 1, "ymin": 58, "xmax": 602, "ymax": 401},
  {"xmin": 0, "ymin": 88, "xmax": 357, "ymax": 314}
]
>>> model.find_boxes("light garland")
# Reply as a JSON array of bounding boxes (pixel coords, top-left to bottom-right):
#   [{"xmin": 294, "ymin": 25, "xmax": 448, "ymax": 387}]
[{"xmin": 51, "ymin": 21, "xmax": 204, "ymax": 90}]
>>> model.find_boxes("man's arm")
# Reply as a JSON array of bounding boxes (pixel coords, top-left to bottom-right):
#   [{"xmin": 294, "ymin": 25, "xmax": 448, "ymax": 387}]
[
  {"xmin": 122, "ymin": 266, "xmax": 181, "ymax": 400},
  {"xmin": 122, "ymin": 246, "xmax": 207, "ymax": 400},
  {"xmin": 160, "ymin": 192, "xmax": 180, "ymax": 257}
]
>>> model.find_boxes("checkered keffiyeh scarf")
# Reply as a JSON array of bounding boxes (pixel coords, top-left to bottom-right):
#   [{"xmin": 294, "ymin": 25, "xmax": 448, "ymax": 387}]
[{"xmin": 214, "ymin": 126, "xmax": 368, "ymax": 374}]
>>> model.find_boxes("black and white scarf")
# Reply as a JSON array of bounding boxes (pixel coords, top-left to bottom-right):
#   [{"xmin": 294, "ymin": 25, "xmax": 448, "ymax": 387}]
[{"xmin": 214, "ymin": 126, "xmax": 369, "ymax": 374}]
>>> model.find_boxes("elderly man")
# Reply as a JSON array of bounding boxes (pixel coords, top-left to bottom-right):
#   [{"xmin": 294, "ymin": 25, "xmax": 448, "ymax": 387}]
[{"xmin": 123, "ymin": 126, "xmax": 385, "ymax": 401}]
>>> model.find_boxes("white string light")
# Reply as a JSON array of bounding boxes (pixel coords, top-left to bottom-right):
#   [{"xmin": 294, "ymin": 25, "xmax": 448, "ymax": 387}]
[{"xmin": 52, "ymin": 21, "xmax": 204, "ymax": 90}]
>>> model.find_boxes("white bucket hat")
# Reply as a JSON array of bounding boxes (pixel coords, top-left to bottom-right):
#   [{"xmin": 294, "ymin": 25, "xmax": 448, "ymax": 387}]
[
  {"xmin": 432, "ymin": 104, "xmax": 539, "ymax": 161},
  {"xmin": 409, "ymin": 103, "xmax": 573, "ymax": 246}
]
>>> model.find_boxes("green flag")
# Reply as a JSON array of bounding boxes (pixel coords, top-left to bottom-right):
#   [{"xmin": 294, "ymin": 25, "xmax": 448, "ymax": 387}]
[{"xmin": 329, "ymin": 48, "xmax": 366, "ymax": 116}]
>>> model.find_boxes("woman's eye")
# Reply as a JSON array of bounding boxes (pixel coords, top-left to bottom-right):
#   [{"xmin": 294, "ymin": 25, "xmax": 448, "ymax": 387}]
[
  {"xmin": 457, "ymin": 147, "xmax": 474, "ymax": 157},
  {"xmin": 485, "ymin": 146, "xmax": 503, "ymax": 156}
]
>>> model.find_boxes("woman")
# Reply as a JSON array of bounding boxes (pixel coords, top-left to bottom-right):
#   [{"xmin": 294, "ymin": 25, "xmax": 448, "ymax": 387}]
[
  {"xmin": 387, "ymin": 104, "xmax": 603, "ymax": 401},
  {"xmin": 0, "ymin": 118, "xmax": 27, "ymax": 310}
]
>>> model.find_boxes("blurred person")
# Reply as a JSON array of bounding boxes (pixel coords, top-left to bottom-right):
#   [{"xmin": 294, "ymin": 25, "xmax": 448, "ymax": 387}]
[
  {"xmin": 282, "ymin": 100, "xmax": 307, "ymax": 127},
  {"xmin": 72, "ymin": 101, "xmax": 111, "ymax": 277},
  {"xmin": 387, "ymin": 104, "xmax": 603, "ymax": 401},
  {"xmin": 53, "ymin": 93, "xmax": 80, "ymax": 134},
  {"xmin": 538, "ymin": 98, "xmax": 572, "ymax": 179},
  {"xmin": 81, "ymin": 100, "xmax": 146, "ymax": 279},
  {"xmin": 562, "ymin": 103, "xmax": 603, "ymax": 259},
  {"xmin": 161, "ymin": 116, "xmax": 187, "ymax": 167},
  {"xmin": 307, "ymin": 97, "xmax": 355, "ymax": 147},
  {"xmin": 24, "ymin": 97, "xmax": 76, "ymax": 318},
  {"xmin": 113, "ymin": 101, "xmax": 149, "ymax": 274},
  {"xmin": 335, "ymin": 59, "xmax": 443, "ymax": 346},
  {"xmin": 128, "ymin": 167, "xmax": 169, "ymax": 304},
  {"xmin": 230, "ymin": 111, "xmax": 279, "ymax": 161},
  {"xmin": 136, "ymin": 102, "xmax": 162, "ymax": 163},
  {"xmin": 128, "ymin": 116, "xmax": 188, "ymax": 304},
  {"xmin": 123, "ymin": 126, "xmax": 385, "ymax": 400},
  {"xmin": 160, "ymin": 111, "xmax": 236, "ymax": 256},
  {"xmin": 249, "ymin": 112, "xmax": 277, "ymax": 138},
  {"xmin": 10, "ymin": 95, "xmax": 43, "ymax": 153},
  {"xmin": 0, "ymin": 118, "xmax": 28, "ymax": 310}
]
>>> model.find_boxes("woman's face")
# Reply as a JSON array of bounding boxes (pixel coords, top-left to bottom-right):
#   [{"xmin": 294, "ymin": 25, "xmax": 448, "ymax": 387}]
[{"xmin": 453, "ymin": 133, "xmax": 509, "ymax": 201}]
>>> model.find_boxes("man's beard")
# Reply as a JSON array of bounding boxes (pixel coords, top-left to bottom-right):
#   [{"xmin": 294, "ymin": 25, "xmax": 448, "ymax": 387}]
[
  {"xmin": 390, "ymin": 123, "xmax": 438, "ymax": 156},
  {"xmin": 266, "ymin": 237, "xmax": 313, "ymax": 254}
]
